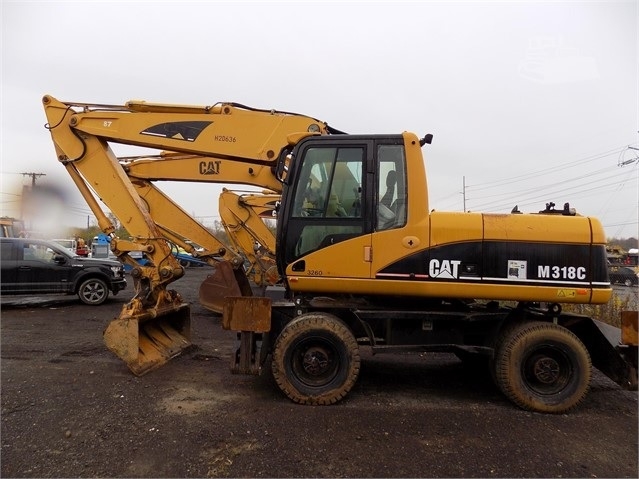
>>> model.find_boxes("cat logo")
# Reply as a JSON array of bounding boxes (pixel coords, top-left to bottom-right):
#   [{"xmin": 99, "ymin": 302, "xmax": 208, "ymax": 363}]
[
  {"xmin": 429, "ymin": 259, "xmax": 461, "ymax": 279},
  {"xmin": 199, "ymin": 160, "xmax": 221, "ymax": 175}
]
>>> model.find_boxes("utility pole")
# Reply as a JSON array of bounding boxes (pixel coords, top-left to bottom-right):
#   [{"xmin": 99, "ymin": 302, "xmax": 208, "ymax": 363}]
[
  {"xmin": 20, "ymin": 172, "xmax": 46, "ymax": 187},
  {"xmin": 462, "ymin": 176, "xmax": 466, "ymax": 212},
  {"xmin": 19, "ymin": 172, "xmax": 46, "ymax": 227},
  {"xmin": 619, "ymin": 146, "xmax": 639, "ymax": 167}
]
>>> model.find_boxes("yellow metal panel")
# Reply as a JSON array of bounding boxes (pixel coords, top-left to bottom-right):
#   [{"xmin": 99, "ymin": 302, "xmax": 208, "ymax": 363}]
[
  {"xmin": 483, "ymin": 213, "xmax": 592, "ymax": 243},
  {"xmin": 289, "ymin": 276, "xmax": 611, "ymax": 305},
  {"xmin": 429, "ymin": 212, "xmax": 483, "ymax": 246},
  {"xmin": 371, "ymin": 226, "xmax": 427, "ymax": 272},
  {"xmin": 286, "ymin": 235, "xmax": 371, "ymax": 279},
  {"xmin": 589, "ymin": 217, "xmax": 607, "ymax": 244}
]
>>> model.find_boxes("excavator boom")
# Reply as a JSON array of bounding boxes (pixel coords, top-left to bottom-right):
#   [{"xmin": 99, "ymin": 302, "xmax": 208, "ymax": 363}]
[
  {"xmin": 42, "ymin": 94, "xmax": 331, "ymax": 375},
  {"xmin": 42, "ymin": 94, "xmax": 637, "ymax": 413}
]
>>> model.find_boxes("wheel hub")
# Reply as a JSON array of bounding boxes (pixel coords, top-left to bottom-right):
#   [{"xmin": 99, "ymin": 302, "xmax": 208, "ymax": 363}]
[
  {"xmin": 302, "ymin": 347, "xmax": 330, "ymax": 376},
  {"xmin": 532, "ymin": 357, "xmax": 561, "ymax": 384}
]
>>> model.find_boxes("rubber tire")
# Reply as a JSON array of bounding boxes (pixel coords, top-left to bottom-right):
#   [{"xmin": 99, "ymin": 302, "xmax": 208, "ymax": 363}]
[
  {"xmin": 624, "ymin": 278, "xmax": 633, "ymax": 287},
  {"xmin": 493, "ymin": 321, "xmax": 591, "ymax": 414},
  {"xmin": 271, "ymin": 313, "xmax": 360, "ymax": 405},
  {"xmin": 77, "ymin": 278, "xmax": 109, "ymax": 305}
]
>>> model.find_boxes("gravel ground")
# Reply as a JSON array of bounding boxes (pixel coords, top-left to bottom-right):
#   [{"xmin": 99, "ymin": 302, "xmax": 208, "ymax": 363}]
[{"xmin": 1, "ymin": 267, "xmax": 637, "ymax": 478}]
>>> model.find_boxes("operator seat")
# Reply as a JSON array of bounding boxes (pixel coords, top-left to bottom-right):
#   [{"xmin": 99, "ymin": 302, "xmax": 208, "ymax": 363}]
[
  {"xmin": 380, "ymin": 171, "xmax": 396, "ymax": 208},
  {"xmin": 378, "ymin": 171, "xmax": 397, "ymax": 229}
]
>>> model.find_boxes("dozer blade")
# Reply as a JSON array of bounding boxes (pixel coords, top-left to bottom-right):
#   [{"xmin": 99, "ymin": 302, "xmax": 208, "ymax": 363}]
[
  {"xmin": 199, "ymin": 261, "xmax": 253, "ymax": 313},
  {"xmin": 103, "ymin": 303, "xmax": 191, "ymax": 376}
]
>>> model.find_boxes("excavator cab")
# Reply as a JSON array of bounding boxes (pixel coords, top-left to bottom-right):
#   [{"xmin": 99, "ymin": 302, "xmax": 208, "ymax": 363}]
[{"xmin": 276, "ymin": 134, "xmax": 411, "ymax": 285}]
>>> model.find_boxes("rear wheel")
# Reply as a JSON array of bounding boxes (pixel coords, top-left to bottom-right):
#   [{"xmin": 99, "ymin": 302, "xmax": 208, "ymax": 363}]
[
  {"xmin": 272, "ymin": 313, "xmax": 360, "ymax": 405},
  {"xmin": 494, "ymin": 321, "xmax": 591, "ymax": 413},
  {"xmin": 77, "ymin": 278, "xmax": 109, "ymax": 305}
]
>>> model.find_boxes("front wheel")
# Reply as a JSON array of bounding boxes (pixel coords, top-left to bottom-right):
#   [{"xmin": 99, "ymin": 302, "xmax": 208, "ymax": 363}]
[
  {"xmin": 494, "ymin": 321, "xmax": 591, "ymax": 413},
  {"xmin": 624, "ymin": 278, "xmax": 633, "ymax": 287},
  {"xmin": 77, "ymin": 278, "xmax": 109, "ymax": 305},
  {"xmin": 271, "ymin": 313, "xmax": 360, "ymax": 405}
]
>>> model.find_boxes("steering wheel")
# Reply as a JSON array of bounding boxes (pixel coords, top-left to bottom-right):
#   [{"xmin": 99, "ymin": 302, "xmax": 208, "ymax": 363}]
[{"xmin": 302, "ymin": 207, "xmax": 324, "ymax": 217}]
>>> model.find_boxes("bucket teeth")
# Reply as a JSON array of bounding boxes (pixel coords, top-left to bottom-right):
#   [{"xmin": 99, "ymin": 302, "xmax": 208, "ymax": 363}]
[{"xmin": 103, "ymin": 303, "xmax": 191, "ymax": 376}]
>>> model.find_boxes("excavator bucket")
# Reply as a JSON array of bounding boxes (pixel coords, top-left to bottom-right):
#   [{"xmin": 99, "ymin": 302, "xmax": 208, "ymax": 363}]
[
  {"xmin": 199, "ymin": 261, "xmax": 253, "ymax": 313},
  {"xmin": 103, "ymin": 303, "xmax": 191, "ymax": 376}
]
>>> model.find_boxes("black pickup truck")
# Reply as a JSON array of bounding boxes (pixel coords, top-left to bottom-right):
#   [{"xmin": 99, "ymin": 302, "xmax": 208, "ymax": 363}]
[{"xmin": 0, "ymin": 237, "xmax": 126, "ymax": 305}]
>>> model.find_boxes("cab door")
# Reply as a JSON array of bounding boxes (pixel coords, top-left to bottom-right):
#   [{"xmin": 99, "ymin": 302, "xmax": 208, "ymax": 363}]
[
  {"xmin": 279, "ymin": 139, "xmax": 373, "ymax": 282},
  {"xmin": 370, "ymin": 142, "xmax": 417, "ymax": 277}
]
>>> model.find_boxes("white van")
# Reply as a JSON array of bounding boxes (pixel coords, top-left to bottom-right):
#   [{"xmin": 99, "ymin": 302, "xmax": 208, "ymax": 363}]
[{"xmin": 51, "ymin": 238, "xmax": 77, "ymax": 256}]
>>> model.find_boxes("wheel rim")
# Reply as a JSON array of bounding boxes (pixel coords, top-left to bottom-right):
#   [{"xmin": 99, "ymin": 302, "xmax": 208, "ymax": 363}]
[
  {"xmin": 289, "ymin": 336, "xmax": 341, "ymax": 388},
  {"xmin": 522, "ymin": 346, "xmax": 571, "ymax": 395},
  {"xmin": 82, "ymin": 281, "xmax": 106, "ymax": 303}
]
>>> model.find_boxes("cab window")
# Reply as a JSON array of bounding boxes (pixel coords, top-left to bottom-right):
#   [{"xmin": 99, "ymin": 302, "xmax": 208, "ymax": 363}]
[
  {"xmin": 290, "ymin": 146, "xmax": 365, "ymax": 258},
  {"xmin": 377, "ymin": 144, "xmax": 407, "ymax": 231}
]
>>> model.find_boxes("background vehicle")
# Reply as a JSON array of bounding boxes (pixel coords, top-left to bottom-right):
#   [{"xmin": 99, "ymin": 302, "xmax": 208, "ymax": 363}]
[
  {"xmin": 41, "ymin": 95, "xmax": 638, "ymax": 413},
  {"xmin": 75, "ymin": 237, "xmax": 89, "ymax": 257},
  {"xmin": 90, "ymin": 233, "xmax": 115, "ymax": 259},
  {"xmin": 609, "ymin": 266, "xmax": 639, "ymax": 287},
  {"xmin": 51, "ymin": 238, "xmax": 78, "ymax": 256},
  {"xmin": 51, "ymin": 238, "xmax": 89, "ymax": 257},
  {"xmin": 0, "ymin": 217, "xmax": 24, "ymax": 238},
  {"xmin": 0, "ymin": 237, "xmax": 126, "ymax": 305}
]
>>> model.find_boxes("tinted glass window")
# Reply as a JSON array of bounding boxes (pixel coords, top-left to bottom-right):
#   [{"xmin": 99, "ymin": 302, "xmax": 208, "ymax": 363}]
[
  {"xmin": 1, "ymin": 241, "xmax": 17, "ymax": 261},
  {"xmin": 377, "ymin": 144, "xmax": 407, "ymax": 231},
  {"xmin": 287, "ymin": 146, "xmax": 365, "ymax": 260}
]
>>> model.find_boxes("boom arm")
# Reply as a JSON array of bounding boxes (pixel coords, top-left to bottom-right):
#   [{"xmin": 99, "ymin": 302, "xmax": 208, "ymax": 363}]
[
  {"xmin": 123, "ymin": 152, "xmax": 284, "ymax": 193},
  {"xmin": 123, "ymin": 152, "xmax": 283, "ymax": 288},
  {"xmin": 44, "ymin": 96, "xmax": 331, "ymax": 167},
  {"xmin": 131, "ymin": 179, "xmax": 280, "ymax": 288},
  {"xmin": 42, "ymin": 94, "xmax": 333, "ymax": 375}
]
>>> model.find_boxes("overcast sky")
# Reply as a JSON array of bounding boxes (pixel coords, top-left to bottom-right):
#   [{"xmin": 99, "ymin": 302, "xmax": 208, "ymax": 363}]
[{"xmin": 2, "ymin": 0, "xmax": 637, "ymax": 239}]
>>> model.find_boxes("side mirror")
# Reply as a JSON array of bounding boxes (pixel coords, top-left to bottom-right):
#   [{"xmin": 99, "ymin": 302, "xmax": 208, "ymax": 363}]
[
  {"xmin": 53, "ymin": 254, "xmax": 66, "ymax": 264},
  {"xmin": 419, "ymin": 134, "xmax": 433, "ymax": 146}
]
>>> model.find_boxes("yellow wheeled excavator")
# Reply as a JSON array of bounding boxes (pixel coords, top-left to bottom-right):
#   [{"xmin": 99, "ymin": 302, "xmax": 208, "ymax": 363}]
[{"xmin": 42, "ymin": 95, "xmax": 637, "ymax": 413}]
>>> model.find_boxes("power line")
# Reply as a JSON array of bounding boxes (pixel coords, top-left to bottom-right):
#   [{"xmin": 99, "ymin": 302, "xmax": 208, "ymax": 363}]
[
  {"xmin": 466, "ymin": 146, "xmax": 629, "ymax": 192},
  {"xmin": 20, "ymin": 172, "xmax": 46, "ymax": 187},
  {"xmin": 469, "ymin": 168, "xmax": 635, "ymax": 211},
  {"xmin": 460, "ymin": 143, "xmax": 637, "ymax": 219}
]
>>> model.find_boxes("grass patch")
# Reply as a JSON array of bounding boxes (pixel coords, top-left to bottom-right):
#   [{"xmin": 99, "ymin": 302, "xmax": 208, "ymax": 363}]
[{"xmin": 563, "ymin": 289, "xmax": 638, "ymax": 328}]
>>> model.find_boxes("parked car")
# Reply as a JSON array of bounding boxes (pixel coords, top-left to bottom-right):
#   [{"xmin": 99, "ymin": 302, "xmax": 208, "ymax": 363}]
[
  {"xmin": 0, "ymin": 237, "xmax": 127, "ymax": 305},
  {"xmin": 51, "ymin": 238, "xmax": 90, "ymax": 258},
  {"xmin": 608, "ymin": 266, "xmax": 639, "ymax": 287},
  {"xmin": 51, "ymin": 238, "xmax": 78, "ymax": 256}
]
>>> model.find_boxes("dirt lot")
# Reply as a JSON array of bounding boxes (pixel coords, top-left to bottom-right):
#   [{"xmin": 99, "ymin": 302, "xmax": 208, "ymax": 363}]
[{"xmin": 1, "ymin": 267, "xmax": 637, "ymax": 478}]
